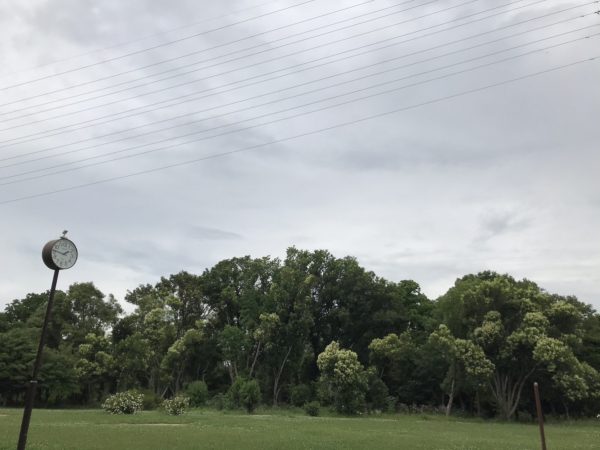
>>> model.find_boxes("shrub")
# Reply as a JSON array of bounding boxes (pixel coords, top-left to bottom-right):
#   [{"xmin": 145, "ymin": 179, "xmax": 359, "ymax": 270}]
[
  {"xmin": 228, "ymin": 377, "xmax": 261, "ymax": 412},
  {"xmin": 304, "ymin": 401, "xmax": 320, "ymax": 417},
  {"xmin": 239, "ymin": 379, "xmax": 261, "ymax": 413},
  {"xmin": 227, "ymin": 378, "xmax": 245, "ymax": 408},
  {"xmin": 163, "ymin": 395, "xmax": 190, "ymax": 416},
  {"xmin": 211, "ymin": 393, "xmax": 228, "ymax": 410},
  {"xmin": 385, "ymin": 396, "xmax": 398, "ymax": 413},
  {"xmin": 133, "ymin": 388, "xmax": 161, "ymax": 410},
  {"xmin": 397, "ymin": 403, "xmax": 410, "ymax": 414},
  {"xmin": 102, "ymin": 391, "xmax": 144, "ymax": 415},
  {"xmin": 290, "ymin": 384, "xmax": 312, "ymax": 407},
  {"xmin": 366, "ymin": 374, "xmax": 389, "ymax": 411},
  {"xmin": 186, "ymin": 380, "xmax": 209, "ymax": 407}
]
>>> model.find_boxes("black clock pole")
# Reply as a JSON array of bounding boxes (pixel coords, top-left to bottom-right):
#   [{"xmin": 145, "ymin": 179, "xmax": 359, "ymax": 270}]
[{"xmin": 16, "ymin": 268, "xmax": 60, "ymax": 450}]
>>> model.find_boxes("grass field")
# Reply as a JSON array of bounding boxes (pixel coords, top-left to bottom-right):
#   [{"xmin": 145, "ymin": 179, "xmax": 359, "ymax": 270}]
[{"xmin": 0, "ymin": 408, "xmax": 598, "ymax": 450}]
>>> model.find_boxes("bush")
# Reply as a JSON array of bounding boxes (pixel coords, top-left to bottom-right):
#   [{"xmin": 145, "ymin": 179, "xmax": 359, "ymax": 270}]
[
  {"xmin": 227, "ymin": 378, "xmax": 246, "ymax": 408},
  {"xmin": 163, "ymin": 395, "xmax": 190, "ymax": 416},
  {"xmin": 185, "ymin": 380, "xmax": 209, "ymax": 407},
  {"xmin": 304, "ymin": 401, "xmax": 320, "ymax": 417},
  {"xmin": 397, "ymin": 403, "xmax": 410, "ymax": 414},
  {"xmin": 133, "ymin": 389, "xmax": 161, "ymax": 410},
  {"xmin": 290, "ymin": 384, "xmax": 312, "ymax": 407},
  {"xmin": 102, "ymin": 391, "xmax": 144, "ymax": 415},
  {"xmin": 228, "ymin": 377, "xmax": 261, "ymax": 412},
  {"xmin": 385, "ymin": 396, "xmax": 398, "ymax": 413},
  {"xmin": 211, "ymin": 393, "xmax": 228, "ymax": 410},
  {"xmin": 366, "ymin": 374, "xmax": 389, "ymax": 411},
  {"xmin": 239, "ymin": 379, "xmax": 261, "ymax": 413}
]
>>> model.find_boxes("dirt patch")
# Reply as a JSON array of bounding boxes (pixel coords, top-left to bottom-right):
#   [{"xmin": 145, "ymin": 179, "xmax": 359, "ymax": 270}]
[
  {"xmin": 139, "ymin": 423, "xmax": 186, "ymax": 427},
  {"xmin": 113, "ymin": 423, "xmax": 187, "ymax": 427}
]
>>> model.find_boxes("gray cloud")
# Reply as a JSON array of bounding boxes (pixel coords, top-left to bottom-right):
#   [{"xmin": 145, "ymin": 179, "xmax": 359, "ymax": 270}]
[
  {"xmin": 188, "ymin": 225, "xmax": 243, "ymax": 241},
  {"xmin": 0, "ymin": 0, "xmax": 599, "ymax": 310}
]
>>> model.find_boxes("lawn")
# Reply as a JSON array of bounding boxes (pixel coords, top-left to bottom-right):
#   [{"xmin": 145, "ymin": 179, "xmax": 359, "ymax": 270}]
[{"xmin": 0, "ymin": 408, "xmax": 598, "ymax": 450}]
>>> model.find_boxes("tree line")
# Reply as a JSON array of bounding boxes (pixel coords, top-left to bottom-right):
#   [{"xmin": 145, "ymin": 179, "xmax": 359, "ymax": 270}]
[{"xmin": 1, "ymin": 247, "xmax": 599, "ymax": 419}]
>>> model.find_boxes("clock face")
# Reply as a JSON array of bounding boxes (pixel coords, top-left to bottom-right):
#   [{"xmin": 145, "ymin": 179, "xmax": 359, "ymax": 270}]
[{"xmin": 51, "ymin": 239, "xmax": 78, "ymax": 269}]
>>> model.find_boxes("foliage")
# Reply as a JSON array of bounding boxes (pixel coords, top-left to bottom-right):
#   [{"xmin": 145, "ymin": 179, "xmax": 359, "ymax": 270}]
[
  {"xmin": 240, "ymin": 379, "xmax": 261, "ymax": 413},
  {"xmin": 185, "ymin": 380, "xmax": 209, "ymax": 407},
  {"xmin": 317, "ymin": 341, "xmax": 368, "ymax": 414},
  {"xmin": 163, "ymin": 395, "xmax": 190, "ymax": 415},
  {"xmin": 366, "ymin": 370, "xmax": 389, "ymax": 411},
  {"xmin": 290, "ymin": 384, "xmax": 312, "ymax": 407},
  {"xmin": 136, "ymin": 388, "xmax": 162, "ymax": 410},
  {"xmin": 102, "ymin": 391, "xmax": 143, "ymax": 414},
  {"xmin": 304, "ymin": 401, "xmax": 321, "ymax": 416},
  {"xmin": 227, "ymin": 377, "xmax": 261, "ymax": 413},
  {"xmin": 2, "ymin": 251, "xmax": 600, "ymax": 420}
]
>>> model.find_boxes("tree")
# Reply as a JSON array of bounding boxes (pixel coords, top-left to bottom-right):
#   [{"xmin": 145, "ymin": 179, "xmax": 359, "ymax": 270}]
[
  {"xmin": 369, "ymin": 332, "xmax": 416, "ymax": 388},
  {"xmin": 75, "ymin": 333, "xmax": 116, "ymax": 403},
  {"xmin": 66, "ymin": 283, "xmax": 122, "ymax": 346},
  {"xmin": 114, "ymin": 332, "xmax": 151, "ymax": 390},
  {"xmin": 317, "ymin": 341, "xmax": 368, "ymax": 414},
  {"xmin": 428, "ymin": 325, "xmax": 493, "ymax": 416},
  {"xmin": 438, "ymin": 272, "xmax": 600, "ymax": 419},
  {"xmin": 161, "ymin": 325, "xmax": 205, "ymax": 394},
  {"xmin": 155, "ymin": 272, "xmax": 206, "ymax": 337}
]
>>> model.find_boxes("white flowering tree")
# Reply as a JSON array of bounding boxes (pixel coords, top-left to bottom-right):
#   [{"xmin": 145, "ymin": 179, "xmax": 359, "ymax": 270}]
[{"xmin": 317, "ymin": 341, "xmax": 368, "ymax": 414}]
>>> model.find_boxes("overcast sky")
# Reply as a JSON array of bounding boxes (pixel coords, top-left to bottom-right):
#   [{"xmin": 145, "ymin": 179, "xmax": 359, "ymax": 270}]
[{"xmin": 0, "ymin": 0, "xmax": 598, "ymax": 310}]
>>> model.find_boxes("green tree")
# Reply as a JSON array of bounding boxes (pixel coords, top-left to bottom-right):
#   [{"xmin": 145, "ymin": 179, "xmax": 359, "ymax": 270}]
[
  {"xmin": 429, "ymin": 325, "xmax": 493, "ymax": 416},
  {"xmin": 368, "ymin": 332, "xmax": 417, "ymax": 395},
  {"xmin": 438, "ymin": 272, "xmax": 600, "ymax": 419},
  {"xmin": 317, "ymin": 341, "xmax": 368, "ymax": 414},
  {"xmin": 75, "ymin": 333, "xmax": 116, "ymax": 403}
]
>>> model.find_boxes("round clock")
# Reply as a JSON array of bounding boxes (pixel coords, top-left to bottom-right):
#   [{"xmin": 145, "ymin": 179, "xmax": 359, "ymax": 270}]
[{"xmin": 42, "ymin": 237, "xmax": 78, "ymax": 270}]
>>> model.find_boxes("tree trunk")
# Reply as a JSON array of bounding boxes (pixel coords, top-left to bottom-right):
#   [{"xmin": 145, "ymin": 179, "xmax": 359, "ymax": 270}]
[
  {"xmin": 249, "ymin": 341, "xmax": 261, "ymax": 378},
  {"xmin": 490, "ymin": 370, "xmax": 534, "ymax": 420},
  {"xmin": 562, "ymin": 401, "xmax": 570, "ymax": 420},
  {"xmin": 272, "ymin": 346, "xmax": 292, "ymax": 407},
  {"xmin": 446, "ymin": 378, "xmax": 455, "ymax": 417}
]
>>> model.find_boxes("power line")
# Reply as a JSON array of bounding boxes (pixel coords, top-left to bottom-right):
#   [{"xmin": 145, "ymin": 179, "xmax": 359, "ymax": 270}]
[
  {"xmin": 0, "ymin": 0, "xmax": 578, "ymax": 147},
  {"xmin": 2, "ymin": 32, "xmax": 596, "ymax": 185},
  {"xmin": 0, "ymin": 0, "xmax": 377, "ymax": 108},
  {"xmin": 1, "ymin": 55, "xmax": 596, "ymax": 206},
  {"xmin": 0, "ymin": 0, "xmax": 449, "ymax": 122},
  {"xmin": 0, "ymin": 0, "xmax": 534, "ymax": 132},
  {"xmin": 0, "ymin": 0, "xmax": 323, "ymax": 91},
  {"xmin": 2, "ymin": 17, "xmax": 594, "ymax": 171},
  {"xmin": 0, "ymin": 0, "xmax": 311, "ymax": 79}
]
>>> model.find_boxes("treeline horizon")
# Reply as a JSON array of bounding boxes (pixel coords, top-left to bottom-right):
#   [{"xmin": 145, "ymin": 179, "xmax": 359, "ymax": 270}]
[{"xmin": 1, "ymin": 247, "xmax": 599, "ymax": 419}]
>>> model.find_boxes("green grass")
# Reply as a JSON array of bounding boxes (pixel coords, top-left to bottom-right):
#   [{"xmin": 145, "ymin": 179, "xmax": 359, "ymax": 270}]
[{"xmin": 0, "ymin": 408, "xmax": 598, "ymax": 450}]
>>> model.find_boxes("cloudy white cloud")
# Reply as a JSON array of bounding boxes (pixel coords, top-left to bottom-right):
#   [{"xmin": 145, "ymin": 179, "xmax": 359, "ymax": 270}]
[{"xmin": 0, "ymin": 0, "xmax": 598, "ymax": 310}]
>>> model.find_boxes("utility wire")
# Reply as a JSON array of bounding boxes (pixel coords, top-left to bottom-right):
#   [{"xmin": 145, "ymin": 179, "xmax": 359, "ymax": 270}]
[
  {"xmin": 0, "ymin": 0, "xmax": 323, "ymax": 91},
  {"xmin": 1, "ymin": 17, "xmax": 594, "ymax": 170},
  {"xmin": 0, "ymin": 0, "xmax": 533, "ymax": 132},
  {"xmin": 0, "ymin": 0, "xmax": 579, "ymax": 147},
  {"xmin": 2, "ymin": 32, "xmax": 596, "ymax": 185},
  {"xmin": 0, "ymin": 0, "xmax": 450, "ymax": 122},
  {"xmin": 0, "ymin": 0, "xmax": 311, "ymax": 79},
  {"xmin": 0, "ymin": 0, "xmax": 377, "ymax": 108},
  {"xmin": 1, "ymin": 55, "xmax": 596, "ymax": 206}
]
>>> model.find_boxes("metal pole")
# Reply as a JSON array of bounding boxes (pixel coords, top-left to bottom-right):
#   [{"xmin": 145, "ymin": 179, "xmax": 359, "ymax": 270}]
[
  {"xmin": 16, "ymin": 269, "xmax": 60, "ymax": 450},
  {"xmin": 533, "ymin": 382, "xmax": 547, "ymax": 450}
]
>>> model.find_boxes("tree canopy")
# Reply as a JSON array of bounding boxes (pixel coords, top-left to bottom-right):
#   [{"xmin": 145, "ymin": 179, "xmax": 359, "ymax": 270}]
[{"xmin": 1, "ymin": 251, "xmax": 599, "ymax": 419}]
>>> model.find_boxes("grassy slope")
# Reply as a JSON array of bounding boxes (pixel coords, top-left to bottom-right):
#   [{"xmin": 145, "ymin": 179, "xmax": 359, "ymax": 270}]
[{"xmin": 0, "ymin": 408, "xmax": 598, "ymax": 450}]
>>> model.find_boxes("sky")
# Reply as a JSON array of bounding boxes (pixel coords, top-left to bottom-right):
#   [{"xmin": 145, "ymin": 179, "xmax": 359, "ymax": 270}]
[{"xmin": 0, "ymin": 0, "xmax": 599, "ymax": 310}]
